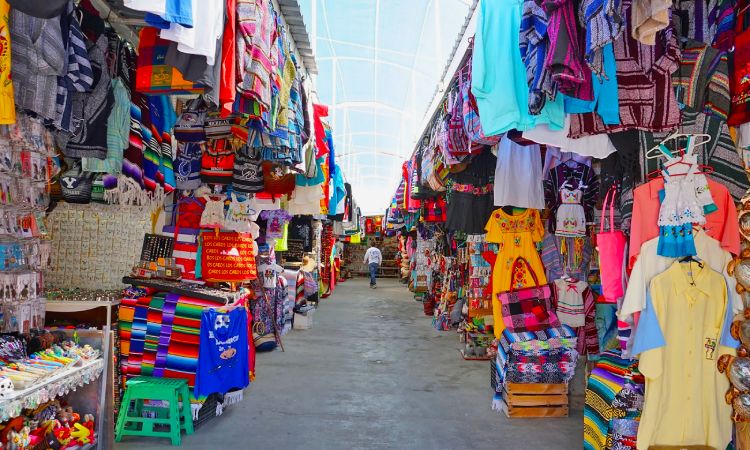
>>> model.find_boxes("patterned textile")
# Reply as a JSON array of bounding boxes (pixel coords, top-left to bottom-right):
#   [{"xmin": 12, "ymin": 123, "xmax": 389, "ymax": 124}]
[
  {"xmin": 583, "ymin": 352, "xmax": 644, "ymax": 450},
  {"xmin": 541, "ymin": 233, "xmax": 593, "ymax": 281},
  {"xmin": 520, "ymin": 0, "xmax": 554, "ymax": 114},
  {"xmin": 576, "ymin": 286, "xmax": 600, "ymax": 356},
  {"xmin": 673, "ymin": 40, "xmax": 730, "ymax": 120},
  {"xmin": 56, "ymin": 2, "xmax": 93, "ymax": 132},
  {"xmin": 569, "ymin": 1, "xmax": 681, "ymax": 137},
  {"xmin": 134, "ymin": 27, "xmax": 203, "ymax": 95},
  {"xmin": 237, "ymin": 0, "xmax": 276, "ymax": 113},
  {"xmin": 579, "ymin": 0, "xmax": 624, "ymax": 76},
  {"xmin": 543, "ymin": 160, "xmax": 600, "ymax": 233},
  {"xmin": 493, "ymin": 325, "xmax": 578, "ymax": 392},
  {"xmin": 673, "ymin": 0, "xmax": 735, "ymax": 49},
  {"xmin": 542, "ymin": 0, "xmax": 593, "ymax": 101},
  {"xmin": 11, "ymin": 9, "xmax": 66, "ymax": 126}
]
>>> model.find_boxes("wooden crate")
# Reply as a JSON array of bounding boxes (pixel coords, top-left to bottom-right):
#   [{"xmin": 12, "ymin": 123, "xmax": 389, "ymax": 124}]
[{"xmin": 501, "ymin": 383, "xmax": 569, "ymax": 418}]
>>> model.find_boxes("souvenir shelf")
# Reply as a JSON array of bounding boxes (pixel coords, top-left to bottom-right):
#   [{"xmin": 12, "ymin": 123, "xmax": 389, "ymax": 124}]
[
  {"xmin": 45, "ymin": 299, "xmax": 121, "ymax": 329},
  {"xmin": 0, "ymin": 358, "xmax": 104, "ymax": 421}
]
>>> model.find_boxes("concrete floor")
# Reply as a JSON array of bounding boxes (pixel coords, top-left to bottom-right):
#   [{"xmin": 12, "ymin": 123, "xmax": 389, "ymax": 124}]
[{"xmin": 116, "ymin": 278, "xmax": 584, "ymax": 450}]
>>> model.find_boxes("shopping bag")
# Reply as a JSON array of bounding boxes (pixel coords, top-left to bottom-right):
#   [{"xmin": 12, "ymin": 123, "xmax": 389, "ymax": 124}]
[
  {"xmin": 497, "ymin": 257, "xmax": 559, "ymax": 332},
  {"xmin": 596, "ymin": 186, "xmax": 627, "ymax": 303}
]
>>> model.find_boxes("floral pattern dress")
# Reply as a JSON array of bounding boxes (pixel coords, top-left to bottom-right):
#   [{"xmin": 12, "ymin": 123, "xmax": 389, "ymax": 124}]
[{"xmin": 485, "ymin": 208, "xmax": 547, "ymax": 337}]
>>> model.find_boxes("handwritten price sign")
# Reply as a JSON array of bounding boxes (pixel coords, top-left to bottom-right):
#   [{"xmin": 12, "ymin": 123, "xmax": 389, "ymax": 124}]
[{"xmin": 200, "ymin": 231, "xmax": 258, "ymax": 282}]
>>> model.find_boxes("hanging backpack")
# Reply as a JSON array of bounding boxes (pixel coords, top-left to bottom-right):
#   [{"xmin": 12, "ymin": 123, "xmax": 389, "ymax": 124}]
[
  {"xmin": 174, "ymin": 97, "xmax": 208, "ymax": 142},
  {"xmin": 174, "ymin": 142, "xmax": 204, "ymax": 190},
  {"xmin": 200, "ymin": 139, "xmax": 235, "ymax": 184}
]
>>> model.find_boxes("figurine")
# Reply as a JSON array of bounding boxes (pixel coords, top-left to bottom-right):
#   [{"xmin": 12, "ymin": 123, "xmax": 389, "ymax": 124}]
[{"xmin": 717, "ymin": 308, "xmax": 750, "ymax": 448}]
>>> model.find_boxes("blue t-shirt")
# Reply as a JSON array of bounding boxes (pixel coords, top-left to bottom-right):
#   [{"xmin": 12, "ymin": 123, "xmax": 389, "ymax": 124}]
[{"xmin": 195, "ymin": 308, "xmax": 250, "ymax": 397}]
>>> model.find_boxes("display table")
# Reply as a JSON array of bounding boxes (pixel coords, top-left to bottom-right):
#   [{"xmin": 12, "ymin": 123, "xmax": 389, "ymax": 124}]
[{"xmin": 0, "ymin": 358, "xmax": 105, "ymax": 421}]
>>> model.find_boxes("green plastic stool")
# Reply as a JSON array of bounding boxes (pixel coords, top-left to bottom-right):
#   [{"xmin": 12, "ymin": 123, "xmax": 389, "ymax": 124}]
[{"xmin": 115, "ymin": 376, "xmax": 195, "ymax": 445}]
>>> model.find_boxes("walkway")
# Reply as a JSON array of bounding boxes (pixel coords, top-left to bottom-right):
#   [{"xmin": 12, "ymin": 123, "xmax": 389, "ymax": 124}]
[{"xmin": 116, "ymin": 278, "xmax": 584, "ymax": 449}]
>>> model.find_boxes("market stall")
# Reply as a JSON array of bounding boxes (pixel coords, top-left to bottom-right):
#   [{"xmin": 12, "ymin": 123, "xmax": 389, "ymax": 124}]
[
  {"xmin": 388, "ymin": 0, "xmax": 750, "ymax": 447},
  {"xmin": 0, "ymin": 0, "xmax": 359, "ymax": 446}
]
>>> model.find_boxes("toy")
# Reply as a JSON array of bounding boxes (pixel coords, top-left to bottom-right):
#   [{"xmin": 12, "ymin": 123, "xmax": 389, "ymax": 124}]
[
  {"xmin": 0, "ymin": 376, "xmax": 14, "ymax": 399},
  {"xmin": 6, "ymin": 426, "xmax": 30, "ymax": 450}
]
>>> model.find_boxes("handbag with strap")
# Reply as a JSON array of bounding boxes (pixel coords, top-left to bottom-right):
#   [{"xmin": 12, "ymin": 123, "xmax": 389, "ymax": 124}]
[
  {"xmin": 497, "ymin": 257, "xmax": 559, "ymax": 333},
  {"xmin": 596, "ymin": 186, "xmax": 627, "ymax": 303}
]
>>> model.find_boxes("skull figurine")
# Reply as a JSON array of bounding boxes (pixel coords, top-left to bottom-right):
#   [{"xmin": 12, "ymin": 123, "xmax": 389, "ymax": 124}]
[
  {"xmin": 0, "ymin": 375, "xmax": 15, "ymax": 399},
  {"xmin": 214, "ymin": 314, "xmax": 230, "ymax": 330}
]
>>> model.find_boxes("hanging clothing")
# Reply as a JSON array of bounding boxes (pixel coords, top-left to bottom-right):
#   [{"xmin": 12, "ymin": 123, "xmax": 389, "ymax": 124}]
[
  {"xmin": 260, "ymin": 210, "xmax": 292, "ymax": 240},
  {"xmin": 194, "ymin": 307, "xmax": 249, "ymax": 397},
  {"xmin": 10, "ymin": 9, "xmax": 66, "ymax": 127},
  {"xmin": 540, "ymin": 233, "xmax": 593, "ymax": 281},
  {"xmin": 200, "ymin": 196, "xmax": 226, "ymax": 228},
  {"xmin": 493, "ymin": 136, "xmax": 545, "ymax": 209},
  {"xmin": 568, "ymin": 1, "xmax": 681, "ymax": 137},
  {"xmin": 471, "ymin": 0, "xmax": 564, "ymax": 135},
  {"xmin": 446, "ymin": 149, "xmax": 496, "ymax": 234},
  {"xmin": 82, "ymin": 78, "xmax": 128, "ymax": 173},
  {"xmin": 631, "ymin": 0, "xmax": 671, "ymax": 45},
  {"xmin": 579, "ymin": 0, "xmax": 624, "ymax": 76},
  {"xmin": 64, "ymin": 35, "xmax": 115, "ymax": 160},
  {"xmin": 0, "ymin": 0, "xmax": 14, "ymax": 124},
  {"xmin": 632, "ymin": 261, "xmax": 733, "ymax": 450},
  {"xmin": 236, "ymin": 0, "xmax": 275, "ymax": 112},
  {"xmin": 619, "ymin": 229, "xmax": 742, "ymax": 334},
  {"xmin": 563, "ymin": 43, "xmax": 620, "ymax": 125},
  {"xmin": 522, "ymin": 116, "xmax": 617, "ymax": 158},
  {"xmin": 553, "ymin": 279, "xmax": 588, "ymax": 327},
  {"xmin": 543, "ymin": 160, "xmax": 599, "ymax": 234},
  {"xmin": 628, "ymin": 176, "xmax": 739, "ymax": 267},
  {"xmin": 485, "ymin": 208, "xmax": 546, "ymax": 337},
  {"xmin": 542, "ymin": 0, "xmax": 593, "ymax": 101},
  {"xmin": 160, "ymin": 0, "xmax": 223, "ymax": 65}
]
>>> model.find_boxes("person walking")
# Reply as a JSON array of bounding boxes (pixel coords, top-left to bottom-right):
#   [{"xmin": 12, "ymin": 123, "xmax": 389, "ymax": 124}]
[{"xmin": 363, "ymin": 243, "xmax": 383, "ymax": 288}]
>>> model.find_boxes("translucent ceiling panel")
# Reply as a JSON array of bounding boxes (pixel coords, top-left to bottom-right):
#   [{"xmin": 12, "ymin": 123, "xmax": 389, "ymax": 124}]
[{"xmin": 299, "ymin": 0, "xmax": 472, "ymax": 215}]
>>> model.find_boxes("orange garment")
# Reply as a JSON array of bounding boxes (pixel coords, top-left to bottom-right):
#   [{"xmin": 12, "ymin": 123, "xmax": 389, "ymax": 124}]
[
  {"xmin": 628, "ymin": 177, "xmax": 739, "ymax": 268},
  {"xmin": 485, "ymin": 208, "xmax": 547, "ymax": 337}
]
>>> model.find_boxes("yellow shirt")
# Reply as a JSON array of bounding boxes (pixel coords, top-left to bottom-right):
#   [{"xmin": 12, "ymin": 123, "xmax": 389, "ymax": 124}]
[
  {"xmin": 634, "ymin": 261, "xmax": 734, "ymax": 450},
  {"xmin": 0, "ymin": 0, "xmax": 14, "ymax": 124},
  {"xmin": 485, "ymin": 208, "xmax": 546, "ymax": 337}
]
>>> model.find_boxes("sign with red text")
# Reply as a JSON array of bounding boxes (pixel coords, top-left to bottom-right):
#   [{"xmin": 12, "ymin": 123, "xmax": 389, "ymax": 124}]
[{"xmin": 200, "ymin": 232, "xmax": 257, "ymax": 282}]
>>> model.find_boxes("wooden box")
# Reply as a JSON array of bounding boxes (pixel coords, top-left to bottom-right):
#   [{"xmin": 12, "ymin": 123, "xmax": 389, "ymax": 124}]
[{"xmin": 501, "ymin": 383, "xmax": 569, "ymax": 418}]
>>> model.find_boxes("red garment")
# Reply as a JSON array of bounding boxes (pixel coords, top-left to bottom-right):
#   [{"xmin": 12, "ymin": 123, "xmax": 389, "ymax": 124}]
[
  {"xmin": 628, "ymin": 177, "xmax": 740, "ymax": 268},
  {"xmin": 313, "ymin": 103, "xmax": 330, "ymax": 157},
  {"xmin": 219, "ymin": 0, "xmax": 237, "ymax": 117}
]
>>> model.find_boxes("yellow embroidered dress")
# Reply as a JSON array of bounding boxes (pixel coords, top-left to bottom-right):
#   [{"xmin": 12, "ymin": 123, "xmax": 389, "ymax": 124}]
[{"xmin": 485, "ymin": 208, "xmax": 546, "ymax": 337}]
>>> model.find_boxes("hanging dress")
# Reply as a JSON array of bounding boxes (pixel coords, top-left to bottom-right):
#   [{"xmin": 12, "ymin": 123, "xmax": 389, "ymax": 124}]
[
  {"xmin": 555, "ymin": 177, "xmax": 587, "ymax": 237},
  {"xmin": 485, "ymin": 207, "xmax": 546, "ymax": 337},
  {"xmin": 200, "ymin": 195, "xmax": 226, "ymax": 228},
  {"xmin": 656, "ymin": 163, "xmax": 705, "ymax": 257}
]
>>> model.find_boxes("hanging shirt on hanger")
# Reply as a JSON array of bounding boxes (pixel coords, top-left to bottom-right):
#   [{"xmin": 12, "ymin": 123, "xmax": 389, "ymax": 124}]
[
  {"xmin": 632, "ymin": 261, "xmax": 733, "ymax": 450},
  {"xmin": 493, "ymin": 136, "xmax": 545, "ymax": 209}
]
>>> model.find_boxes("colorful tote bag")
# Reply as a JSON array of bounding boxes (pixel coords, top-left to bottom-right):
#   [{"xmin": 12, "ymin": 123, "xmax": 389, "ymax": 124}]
[
  {"xmin": 497, "ymin": 258, "xmax": 560, "ymax": 332},
  {"xmin": 596, "ymin": 187, "xmax": 627, "ymax": 303}
]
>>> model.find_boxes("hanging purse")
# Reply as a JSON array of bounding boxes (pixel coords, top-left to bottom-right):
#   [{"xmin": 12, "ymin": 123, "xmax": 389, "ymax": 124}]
[
  {"xmin": 596, "ymin": 186, "xmax": 627, "ymax": 303},
  {"xmin": 497, "ymin": 257, "xmax": 559, "ymax": 333}
]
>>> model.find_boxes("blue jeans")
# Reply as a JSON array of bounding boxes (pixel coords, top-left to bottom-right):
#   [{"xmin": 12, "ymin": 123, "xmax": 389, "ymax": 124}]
[{"xmin": 369, "ymin": 263, "xmax": 379, "ymax": 285}]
